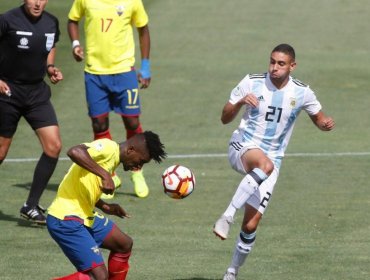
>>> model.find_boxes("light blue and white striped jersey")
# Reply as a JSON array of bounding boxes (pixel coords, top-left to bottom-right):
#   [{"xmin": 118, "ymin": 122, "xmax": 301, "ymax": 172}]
[{"xmin": 229, "ymin": 72, "xmax": 322, "ymax": 168}]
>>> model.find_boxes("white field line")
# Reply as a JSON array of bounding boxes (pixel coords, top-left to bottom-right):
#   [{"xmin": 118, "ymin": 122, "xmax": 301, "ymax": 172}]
[{"xmin": 3, "ymin": 151, "xmax": 370, "ymax": 163}]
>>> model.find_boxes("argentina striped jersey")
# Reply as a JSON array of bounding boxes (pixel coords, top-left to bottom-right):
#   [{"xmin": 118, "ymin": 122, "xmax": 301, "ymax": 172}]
[{"xmin": 229, "ymin": 73, "xmax": 321, "ymax": 168}]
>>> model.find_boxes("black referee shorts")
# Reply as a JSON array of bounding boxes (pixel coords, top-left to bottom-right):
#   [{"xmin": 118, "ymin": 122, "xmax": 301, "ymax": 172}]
[{"xmin": 0, "ymin": 80, "xmax": 58, "ymax": 138}]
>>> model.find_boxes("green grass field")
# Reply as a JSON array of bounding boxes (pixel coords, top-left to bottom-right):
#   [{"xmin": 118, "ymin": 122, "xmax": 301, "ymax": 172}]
[{"xmin": 1, "ymin": 0, "xmax": 370, "ymax": 279}]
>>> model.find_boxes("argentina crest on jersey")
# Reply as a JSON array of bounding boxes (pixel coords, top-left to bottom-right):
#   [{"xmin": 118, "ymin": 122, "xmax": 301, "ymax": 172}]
[{"xmin": 45, "ymin": 33, "xmax": 55, "ymax": 51}]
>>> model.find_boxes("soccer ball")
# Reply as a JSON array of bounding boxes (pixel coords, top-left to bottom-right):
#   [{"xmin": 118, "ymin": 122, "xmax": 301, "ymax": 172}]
[{"xmin": 161, "ymin": 165, "xmax": 195, "ymax": 199}]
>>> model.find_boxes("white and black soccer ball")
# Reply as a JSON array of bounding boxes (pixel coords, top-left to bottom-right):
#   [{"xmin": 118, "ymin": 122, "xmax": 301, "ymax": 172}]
[{"xmin": 161, "ymin": 165, "xmax": 195, "ymax": 199}]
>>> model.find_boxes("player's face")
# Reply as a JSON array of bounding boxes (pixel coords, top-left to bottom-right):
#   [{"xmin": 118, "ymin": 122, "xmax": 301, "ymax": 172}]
[
  {"xmin": 268, "ymin": 51, "xmax": 296, "ymax": 86},
  {"xmin": 24, "ymin": 0, "xmax": 48, "ymax": 19},
  {"xmin": 122, "ymin": 149, "xmax": 150, "ymax": 171}
]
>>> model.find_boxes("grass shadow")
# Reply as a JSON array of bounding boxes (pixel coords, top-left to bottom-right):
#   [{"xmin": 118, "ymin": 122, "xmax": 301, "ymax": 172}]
[
  {"xmin": 0, "ymin": 210, "xmax": 46, "ymax": 228},
  {"xmin": 12, "ymin": 182, "xmax": 60, "ymax": 192}
]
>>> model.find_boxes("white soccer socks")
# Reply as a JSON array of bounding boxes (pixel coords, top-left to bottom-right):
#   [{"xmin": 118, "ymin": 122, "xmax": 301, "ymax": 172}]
[
  {"xmin": 231, "ymin": 168, "xmax": 267, "ymax": 210},
  {"xmin": 228, "ymin": 231, "xmax": 256, "ymax": 274}
]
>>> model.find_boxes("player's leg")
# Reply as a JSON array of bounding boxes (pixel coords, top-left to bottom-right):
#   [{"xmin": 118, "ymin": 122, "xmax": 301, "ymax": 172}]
[
  {"xmin": 214, "ymin": 145, "xmax": 273, "ymax": 240},
  {"xmin": 122, "ymin": 115, "xmax": 149, "ymax": 197},
  {"xmin": 223, "ymin": 205, "xmax": 261, "ymax": 280},
  {"xmin": 91, "ymin": 114, "xmax": 121, "ymax": 199},
  {"xmin": 92, "ymin": 212, "xmax": 133, "ymax": 280},
  {"xmin": 112, "ymin": 70, "xmax": 148, "ymax": 198},
  {"xmin": 85, "ymin": 72, "xmax": 113, "ymax": 140},
  {"xmin": 0, "ymin": 89, "xmax": 21, "ymax": 164},
  {"xmin": 102, "ymin": 227, "xmax": 133, "ymax": 280},
  {"xmin": 47, "ymin": 215, "xmax": 108, "ymax": 280},
  {"xmin": 92, "ymin": 114, "xmax": 112, "ymax": 140},
  {"xmin": 91, "ymin": 113, "xmax": 121, "ymax": 199},
  {"xmin": 223, "ymin": 169, "xmax": 278, "ymax": 279},
  {"xmin": 0, "ymin": 136, "xmax": 13, "ymax": 164},
  {"xmin": 21, "ymin": 83, "xmax": 61, "ymax": 223},
  {"xmin": 85, "ymin": 73, "xmax": 120, "ymax": 198},
  {"xmin": 20, "ymin": 125, "xmax": 61, "ymax": 223}
]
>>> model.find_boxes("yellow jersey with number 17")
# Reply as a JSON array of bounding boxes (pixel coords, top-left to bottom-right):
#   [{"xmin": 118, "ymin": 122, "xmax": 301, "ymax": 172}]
[
  {"xmin": 47, "ymin": 139, "xmax": 120, "ymax": 227},
  {"xmin": 68, "ymin": 0, "xmax": 148, "ymax": 74}
]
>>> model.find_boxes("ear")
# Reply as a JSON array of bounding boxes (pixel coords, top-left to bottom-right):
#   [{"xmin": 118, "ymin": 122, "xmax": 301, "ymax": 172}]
[
  {"xmin": 124, "ymin": 145, "xmax": 136, "ymax": 157},
  {"xmin": 290, "ymin": 61, "xmax": 297, "ymax": 72}
]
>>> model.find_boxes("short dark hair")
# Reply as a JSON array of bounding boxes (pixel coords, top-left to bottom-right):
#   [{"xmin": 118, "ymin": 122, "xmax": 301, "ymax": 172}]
[
  {"xmin": 272, "ymin": 43, "xmax": 295, "ymax": 60},
  {"xmin": 143, "ymin": 131, "xmax": 167, "ymax": 163}
]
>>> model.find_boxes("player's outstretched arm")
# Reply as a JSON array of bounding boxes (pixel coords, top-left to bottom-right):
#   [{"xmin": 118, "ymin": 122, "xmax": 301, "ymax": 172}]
[{"xmin": 310, "ymin": 111, "xmax": 335, "ymax": 131}]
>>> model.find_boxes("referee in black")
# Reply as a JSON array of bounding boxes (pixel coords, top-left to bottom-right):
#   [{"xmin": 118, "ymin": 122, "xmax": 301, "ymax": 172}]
[{"xmin": 0, "ymin": 0, "xmax": 63, "ymax": 224}]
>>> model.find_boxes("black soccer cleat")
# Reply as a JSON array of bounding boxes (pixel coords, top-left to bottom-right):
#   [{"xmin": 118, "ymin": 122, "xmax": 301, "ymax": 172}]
[{"xmin": 20, "ymin": 205, "xmax": 46, "ymax": 225}]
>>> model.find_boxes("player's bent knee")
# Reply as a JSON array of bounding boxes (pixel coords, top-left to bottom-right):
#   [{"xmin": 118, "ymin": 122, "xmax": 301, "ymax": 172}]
[
  {"xmin": 89, "ymin": 266, "xmax": 109, "ymax": 280},
  {"xmin": 123, "ymin": 116, "xmax": 140, "ymax": 130},
  {"xmin": 0, "ymin": 139, "xmax": 12, "ymax": 161},
  {"xmin": 117, "ymin": 235, "xmax": 133, "ymax": 253},
  {"xmin": 44, "ymin": 141, "xmax": 62, "ymax": 157},
  {"xmin": 260, "ymin": 159, "xmax": 274, "ymax": 175}
]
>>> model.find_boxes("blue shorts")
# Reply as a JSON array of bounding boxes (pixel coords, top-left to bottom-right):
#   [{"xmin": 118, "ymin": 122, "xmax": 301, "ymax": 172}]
[
  {"xmin": 84, "ymin": 71, "xmax": 141, "ymax": 118},
  {"xmin": 47, "ymin": 212, "xmax": 115, "ymax": 272}
]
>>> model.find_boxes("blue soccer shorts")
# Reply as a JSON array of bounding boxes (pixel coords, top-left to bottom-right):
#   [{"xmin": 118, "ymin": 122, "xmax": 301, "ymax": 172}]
[
  {"xmin": 84, "ymin": 70, "xmax": 141, "ymax": 118},
  {"xmin": 47, "ymin": 212, "xmax": 115, "ymax": 272}
]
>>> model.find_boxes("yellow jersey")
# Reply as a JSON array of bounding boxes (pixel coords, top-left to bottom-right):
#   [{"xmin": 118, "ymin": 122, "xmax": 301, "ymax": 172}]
[
  {"xmin": 48, "ymin": 139, "xmax": 120, "ymax": 227},
  {"xmin": 68, "ymin": 0, "xmax": 148, "ymax": 74}
]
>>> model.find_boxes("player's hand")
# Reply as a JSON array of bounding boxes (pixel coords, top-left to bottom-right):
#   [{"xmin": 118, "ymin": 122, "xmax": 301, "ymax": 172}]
[
  {"xmin": 0, "ymin": 80, "xmax": 11, "ymax": 96},
  {"xmin": 138, "ymin": 73, "xmax": 151, "ymax": 89},
  {"xmin": 319, "ymin": 117, "xmax": 335, "ymax": 131},
  {"xmin": 240, "ymin": 93, "xmax": 259, "ymax": 108},
  {"xmin": 72, "ymin": 45, "xmax": 84, "ymax": 62},
  {"xmin": 138, "ymin": 58, "xmax": 151, "ymax": 89},
  {"xmin": 101, "ymin": 203, "xmax": 130, "ymax": 218},
  {"xmin": 48, "ymin": 66, "xmax": 63, "ymax": 84},
  {"xmin": 100, "ymin": 174, "xmax": 115, "ymax": 195}
]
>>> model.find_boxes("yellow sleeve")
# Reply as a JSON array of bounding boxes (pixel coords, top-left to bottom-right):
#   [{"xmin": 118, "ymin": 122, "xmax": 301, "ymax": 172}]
[
  {"xmin": 132, "ymin": 0, "xmax": 149, "ymax": 28},
  {"xmin": 84, "ymin": 139, "xmax": 118, "ymax": 167},
  {"xmin": 68, "ymin": 0, "xmax": 85, "ymax": 21}
]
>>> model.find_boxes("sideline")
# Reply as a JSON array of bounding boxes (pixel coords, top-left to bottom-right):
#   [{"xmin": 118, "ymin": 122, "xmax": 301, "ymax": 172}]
[{"xmin": 4, "ymin": 151, "xmax": 370, "ymax": 163}]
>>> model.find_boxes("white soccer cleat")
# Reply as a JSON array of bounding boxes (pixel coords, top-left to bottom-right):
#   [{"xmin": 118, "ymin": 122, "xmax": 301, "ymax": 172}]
[
  {"xmin": 213, "ymin": 215, "xmax": 234, "ymax": 240},
  {"xmin": 223, "ymin": 271, "xmax": 237, "ymax": 280}
]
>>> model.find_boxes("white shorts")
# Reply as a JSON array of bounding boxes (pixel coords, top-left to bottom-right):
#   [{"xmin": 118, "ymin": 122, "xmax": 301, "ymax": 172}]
[{"xmin": 228, "ymin": 132, "xmax": 279, "ymax": 214}]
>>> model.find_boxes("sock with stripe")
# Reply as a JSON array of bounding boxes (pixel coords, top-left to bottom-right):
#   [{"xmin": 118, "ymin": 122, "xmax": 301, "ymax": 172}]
[{"xmin": 224, "ymin": 168, "xmax": 267, "ymax": 217}]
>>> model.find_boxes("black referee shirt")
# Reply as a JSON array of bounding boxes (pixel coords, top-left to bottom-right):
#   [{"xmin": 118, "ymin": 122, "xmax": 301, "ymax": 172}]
[{"xmin": 0, "ymin": 5, "xmax": 60, "ymax": 84}]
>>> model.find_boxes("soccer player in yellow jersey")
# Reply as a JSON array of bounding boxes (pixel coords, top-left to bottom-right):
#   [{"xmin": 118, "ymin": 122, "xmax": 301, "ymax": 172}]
[
  {"xmin": 47, "ymin": 131, "xmax": 166, "ymax": 280},
  {"xmin": 67, "ymin": 0, "xmax": 152, "ymax": 198}
]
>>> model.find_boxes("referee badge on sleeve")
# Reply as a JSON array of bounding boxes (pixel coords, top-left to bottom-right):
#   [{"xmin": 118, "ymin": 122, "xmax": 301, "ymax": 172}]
[{"xmin": 45, "ymin": 33, "xmax": 55, "ymax": 51}]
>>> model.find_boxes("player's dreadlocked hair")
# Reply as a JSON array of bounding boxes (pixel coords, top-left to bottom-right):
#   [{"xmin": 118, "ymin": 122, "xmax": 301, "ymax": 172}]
[{"xmin": 143, "ymin": 131, "xmax": 167, "ymax": 163}]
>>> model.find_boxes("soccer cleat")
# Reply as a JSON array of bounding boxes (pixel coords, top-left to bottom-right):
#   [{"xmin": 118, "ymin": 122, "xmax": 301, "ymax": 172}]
[
  {"xmin": 131, "ymin": 169, "xmax": 149, "ymax": 198},
  {"xmin": 101, "ymin": 173, "xmax": 122, "ymax": 199},
  {"xmin": 223, "ymin": 271, "xmax": 237, "ymax": 280},
  {"xmin": 37, "ymin": 204, "xmax": 47, "ymax": 213},
  {"xmin": 20, "ymin": 204, "xmax": 46, "ymax": 225},
  {"xmin": 213, "ymin": 215, "xmax": 234, "ymax": 240}
]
